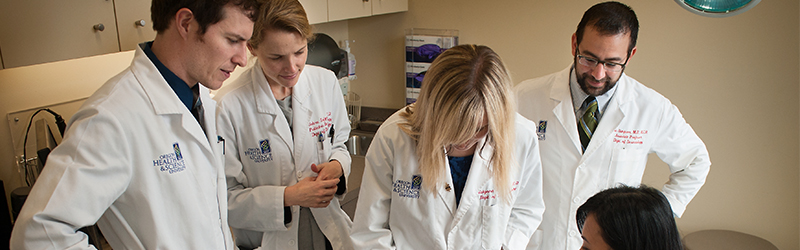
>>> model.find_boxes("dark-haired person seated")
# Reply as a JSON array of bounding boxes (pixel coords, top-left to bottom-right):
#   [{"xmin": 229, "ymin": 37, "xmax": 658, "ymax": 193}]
[{"xmin": 576, "ymin": 185, "xmax": 683, "ymax": 250}]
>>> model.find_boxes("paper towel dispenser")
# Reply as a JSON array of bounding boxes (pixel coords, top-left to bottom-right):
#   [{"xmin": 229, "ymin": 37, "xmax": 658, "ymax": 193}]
[{"xmin": 307, "ymin": 33, "xmax": 348, "ymax": 79}]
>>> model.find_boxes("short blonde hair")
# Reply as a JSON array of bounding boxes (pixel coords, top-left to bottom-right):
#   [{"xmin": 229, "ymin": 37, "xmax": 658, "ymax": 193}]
[
  {"xmin": 248, "ymin": 0, "xmax": 314, "ymax": 49},
  {"xmin": 399, "ymin": 44, "xmax": 516, "ymax": 203}
]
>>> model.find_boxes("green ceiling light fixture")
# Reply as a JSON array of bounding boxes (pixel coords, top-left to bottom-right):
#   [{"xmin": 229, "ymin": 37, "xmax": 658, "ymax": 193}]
[{"xmin": 675, "ymin": 0, "xmax": 760, "ymax": 17}]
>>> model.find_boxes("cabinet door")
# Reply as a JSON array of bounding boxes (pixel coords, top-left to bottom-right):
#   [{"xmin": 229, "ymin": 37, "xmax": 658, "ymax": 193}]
[
  {"xmin": 372, "ymin": 0, "xmax": 407, "ymax": 16},
  {"xmin": 115, "ymin": 0, "xmax": 156, "ymax": 51},
  {"xmin": 0, "ymin": 0, "xmax": 119, "ymax": 68},
  {"xmin": 300, "ymin": 0, "xmax": 328, "ymax": 25},
  {"xmin": 328, "ymin": 0, "xmax": 371, "ymax": 22}
]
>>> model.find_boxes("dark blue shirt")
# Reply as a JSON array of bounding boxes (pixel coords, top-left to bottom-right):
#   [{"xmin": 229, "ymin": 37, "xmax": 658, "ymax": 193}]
[
  {"xmin": 448, "ymin": 155, "xmax": 473, "ymax": 206},
  {"xmin": 141, "ymin": 41, "xmax": 197, "ymax": 111}
]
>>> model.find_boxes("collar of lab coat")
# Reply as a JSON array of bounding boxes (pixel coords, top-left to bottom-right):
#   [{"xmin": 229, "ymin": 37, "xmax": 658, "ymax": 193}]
[
  {"xmin": 129, "ymin": 45, "xmax": 216, "ymax": 153},
  {"xmin": 250, "ymin": 60, "xmax": 316, "ymax": 155},
  {"xmin": 438, "ymin": 136, "xmax": 495, "ymax": 217},
  {"xmin": 251, "ymin": 60, "xmax": 312, "ymax": 115},
  {"xmin": 549, "ymin": 65, "xmax": 633, "ymax": 157}
]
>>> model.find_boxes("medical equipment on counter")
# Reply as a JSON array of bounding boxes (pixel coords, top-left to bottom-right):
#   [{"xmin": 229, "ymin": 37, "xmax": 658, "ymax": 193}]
[{"xmin": 21, "ymin": 108, "xmax": 66, "ymax": 186}]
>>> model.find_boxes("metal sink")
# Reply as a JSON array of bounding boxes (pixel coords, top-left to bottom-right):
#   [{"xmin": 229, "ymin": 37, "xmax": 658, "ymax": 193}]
[
  {"xmin": 347, "ymin": 132, "xmax": 373, "ymax": 156},
  {"xmin": 343, "ymin": 131, "xmax": 374, "ymax": 220}
]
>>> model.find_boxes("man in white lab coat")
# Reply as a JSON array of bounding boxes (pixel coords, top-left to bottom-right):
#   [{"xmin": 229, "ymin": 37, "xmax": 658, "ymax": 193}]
[
  {"xmin": 515, "ymin": 2, "xmax": 711, "ymax": 250},
  {"xmin": 9, "ymin": 0, "xmax": 259, "ymax": 249}
]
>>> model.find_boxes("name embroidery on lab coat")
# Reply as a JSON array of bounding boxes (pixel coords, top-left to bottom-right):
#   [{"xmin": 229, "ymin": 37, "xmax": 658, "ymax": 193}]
[
  {"xmin": 309, "ymin": 112, "xmax": 333, "ymax": 138},
  {"xmin": 153, "ymin": 143, "xmax": 187, "ymax": 174},
  {"xmin": 393, "ymin": 175, "xmax": 422, "ymax": 199},
  {"xmin": 612, "ymin": 129, "xmax": 648, "ymax": 145},
  {"xmin": 478, "ymin": 181, "xmax": 519, "ymax": 205},
  {"xmin": 244, "ymin": 139, "xmax": 274, "ymax": 163}
]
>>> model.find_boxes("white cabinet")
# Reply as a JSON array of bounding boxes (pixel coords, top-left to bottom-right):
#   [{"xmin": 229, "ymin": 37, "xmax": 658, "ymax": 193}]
[
  {"xmin": 320, "ymin": 0, "xmax": 407, "ymax": 23},
  {"xmin": 328, "ymin": 0, "xmax": 372, "ymax": 22},
  {"xmin": 372, "ymin": 0, "xmax": 408, "ymax": 16},
  {"xmin": 0, "ymin": 0, "xmax": 119, "ymax": 68},
  {"xmin": 115, "ymin": 0, "xmax": 157, "ymax": 51},
  {"xmin": 300, "ymin": 0, "xmax": 329, "ymax": 25},
  {"xmin": 0, "ymin": 0, "xmax": 404, "ymax": 69},
  {"xmin": 0, "ymin": 0, "xmax": 154, "ymax": 69}
]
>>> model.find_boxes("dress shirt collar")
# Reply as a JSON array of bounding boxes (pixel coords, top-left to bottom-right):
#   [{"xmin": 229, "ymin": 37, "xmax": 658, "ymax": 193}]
[
  {"xmin": 141, "ymin": 41, "xmax": 196, "ymax": 111},
  {"xmin": 569, "ymin": 65, "xmax": 619, "ymax": 115}
]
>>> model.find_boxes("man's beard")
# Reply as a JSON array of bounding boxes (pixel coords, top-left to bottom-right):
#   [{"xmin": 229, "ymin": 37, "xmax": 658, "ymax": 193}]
[{"xmin": 577, "ymin": 71, "xmax": 618, "ymax": 96}]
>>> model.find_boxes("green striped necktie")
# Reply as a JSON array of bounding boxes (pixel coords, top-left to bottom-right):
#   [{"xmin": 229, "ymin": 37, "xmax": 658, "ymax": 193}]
[{"xmin": 578, "ymin": 96, "xmax": 599, "ymax": 152}]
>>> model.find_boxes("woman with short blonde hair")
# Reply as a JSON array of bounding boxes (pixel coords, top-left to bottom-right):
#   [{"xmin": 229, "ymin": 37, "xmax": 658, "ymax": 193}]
[
  {"xmin": 248, "ymin": 0, "xmax": 313, "ymax": 48},
  {"xmin": 216, "ymin": 0, "xmax": 353, "ymax": 250}
]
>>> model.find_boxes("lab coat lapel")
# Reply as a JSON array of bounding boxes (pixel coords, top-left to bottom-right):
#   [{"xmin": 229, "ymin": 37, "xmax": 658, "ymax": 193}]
[
  {"xmin": 132, "ymin": 48, "xmax": 213, "ymax": 154},
  {"xmin": 437, "ymin": 184, "xmax": 457, "ymax": 218},
  {"xmin": 253, "ymin": 61, "xmax": 294, "ymax": 155},
  {"xmin": 551, "ymin": 68, "xmax": 583, "ymax": 154},
  {"xmin": 438, "ymin": 153, "xmax": 458, "ymax": 217},
  {"xmin": 452, "ymin": 139, "xmax": 493, "ymax": 226},
  {"xmin": 291, "ymin": 72, "xmax": 312, "ymax": 173},
  {"xmin": 581, "ymin": 75, "xmax": 629, "ymax": 159},
  {"xmin": 199, "ymin": 87, "xmax": 221, "ymax": 165}
]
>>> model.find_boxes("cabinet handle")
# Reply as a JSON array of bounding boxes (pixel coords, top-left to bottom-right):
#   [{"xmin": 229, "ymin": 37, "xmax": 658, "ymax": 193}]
[
  {"xmin": 363, "ymin": 0, "xmax": 369, "ymax": 2},
  {"xmin": 93, "ymin": 23, "xmax": 105, "ymax": 32},
  {"xmin": 135, "ymin": 19, "xmax": 147, "ymax": 27}
]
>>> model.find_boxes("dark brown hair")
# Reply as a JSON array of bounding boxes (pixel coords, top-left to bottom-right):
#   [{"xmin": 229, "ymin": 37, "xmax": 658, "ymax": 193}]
[
  {"xmin": 575, "ymin": 1, "xmax": 639, "ymax": 56},
  {"xmin": 151, "ymin": 0, "xmax": 260, "ymax": 35}
]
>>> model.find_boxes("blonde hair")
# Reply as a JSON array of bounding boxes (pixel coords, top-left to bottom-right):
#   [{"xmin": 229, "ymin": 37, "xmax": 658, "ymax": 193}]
[
  {"xmin": 399, "ymin": 44, "xmax": 516, "ymax": 203},
  {"xmin": 248, "ymin": 0, "xmax": 314, "ymax": 49}
]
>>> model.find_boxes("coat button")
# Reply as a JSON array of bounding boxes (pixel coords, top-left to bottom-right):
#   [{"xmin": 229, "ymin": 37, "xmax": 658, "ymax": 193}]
[
  {"xmin": 569, "ymin": 230, "xmax": 577, "ymax": 237},
  {"xmin": 573, "ymin": 197, "xmax": 580, "ymax": 204},
  {"xmin": 289, "ymin": 240, "xmax": 296, "ymax": 245}
]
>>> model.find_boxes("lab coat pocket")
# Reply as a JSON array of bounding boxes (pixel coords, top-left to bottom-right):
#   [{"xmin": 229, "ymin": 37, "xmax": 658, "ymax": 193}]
[
  {"xmin": 481, "ymin": 205, "xmax": 503, "ymax": 249},
  {"xmin": 609, "ymin": 146, "xmax": 648, "ymax": 185},
  {"xmin": 316, "ymin": 137, "xmax": 333, "ymax": 165}
]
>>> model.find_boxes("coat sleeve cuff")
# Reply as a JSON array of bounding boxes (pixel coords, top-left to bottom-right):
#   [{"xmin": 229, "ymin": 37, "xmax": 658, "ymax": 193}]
[{"xmin": 665, "ymin": 194, "xmax": 686, "ymax": 218}]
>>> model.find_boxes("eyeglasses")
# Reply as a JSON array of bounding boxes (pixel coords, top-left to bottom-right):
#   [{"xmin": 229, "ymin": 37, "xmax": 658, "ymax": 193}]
[{"xmin": 576, "ymin": 53, "xmax": 627, "ymax": 73}]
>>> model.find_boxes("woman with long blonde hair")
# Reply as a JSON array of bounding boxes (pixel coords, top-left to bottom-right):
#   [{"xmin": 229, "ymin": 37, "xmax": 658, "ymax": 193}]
[{"xmin": 351, "ymin": 44, "xmax": 545, "ymax": 249}]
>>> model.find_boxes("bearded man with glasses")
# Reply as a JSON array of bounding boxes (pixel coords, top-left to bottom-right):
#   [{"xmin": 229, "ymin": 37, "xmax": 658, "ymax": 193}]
[{"xmin": 514, "ymin": 2, "xmax": 711, "ymax": 250}]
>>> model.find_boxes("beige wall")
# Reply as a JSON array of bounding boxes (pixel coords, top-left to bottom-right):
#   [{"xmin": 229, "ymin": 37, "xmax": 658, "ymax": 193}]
[
  {"xmin": 0, "ymin": 51, "xmax": 135, "ymax": 212},
  {"xmin": 346, "ymin": 0, "xmax": 800, "ymax": 249}
]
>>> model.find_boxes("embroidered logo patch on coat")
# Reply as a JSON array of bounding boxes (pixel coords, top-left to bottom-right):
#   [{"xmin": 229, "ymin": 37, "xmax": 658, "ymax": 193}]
[
  {"xmin": 245, "ymin": 139, "xmax": 274, "ymax": 163},
  {"xmin": 412, "ymin": 175, "xmax": 422, "ymax": 189},
  {"xmin": 153, "ymin": 143, "xmax": 187, "ymax": 174},
  {"xmin": 393, "ymin": 175, "xmax": 422, "ymax": 199},
  {"xmin": 173, "ymin": 143, "xmax": 182, "ymax": 160},
  {"xmin": 259, "ymin": 139, "xmax": 271, "ymax": 154},
  {"xmin": 537, "ymin": 120, "xmax": 547, "ymax": 140}
]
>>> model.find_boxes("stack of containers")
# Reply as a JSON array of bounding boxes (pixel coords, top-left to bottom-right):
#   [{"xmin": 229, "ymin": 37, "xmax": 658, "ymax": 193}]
[{"xmin": 404, "ymin": 28, "xmax": 458, "ymax": 105}]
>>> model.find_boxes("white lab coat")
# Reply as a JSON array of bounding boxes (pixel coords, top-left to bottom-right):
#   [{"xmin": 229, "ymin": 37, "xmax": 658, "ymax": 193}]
[
  {"xmin": 215, "ymin": 63, "xmax": 353, "ymax": 250},
  {"xmin": 9, "ymin": 45, "xmax": 234, "ymax": 250},
  {"xmin": 351, "ymin": 111, "xmax": 545, "ymax": 250},
  {"xmin": 515, "ymin": 66, "xmax": 711, "ymax": 250}
]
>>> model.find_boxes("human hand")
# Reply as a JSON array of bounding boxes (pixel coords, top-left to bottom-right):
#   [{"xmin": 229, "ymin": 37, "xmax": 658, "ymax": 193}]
[
  {"xmin": 284, "ymin": 177, "xmax": 340, "ymax": 208},
  {"xmin": 311, "ymin": 160, "xmax": 343, "ymax": 181}
]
